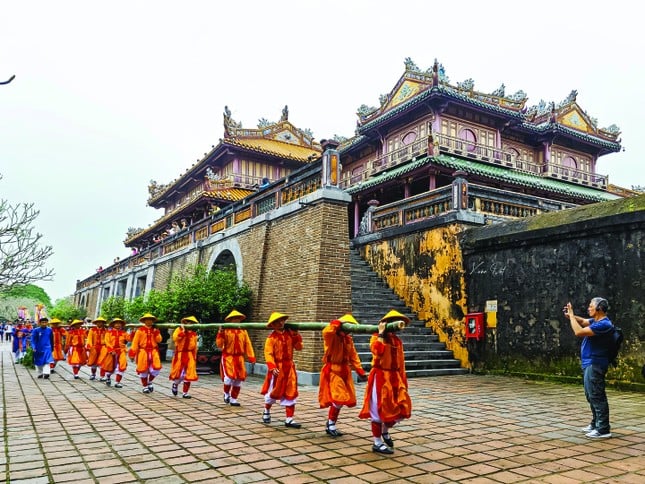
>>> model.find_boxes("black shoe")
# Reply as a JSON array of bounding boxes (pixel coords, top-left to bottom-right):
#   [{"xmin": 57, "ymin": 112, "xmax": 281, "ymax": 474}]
[
  {"xmin": 37, "ymin": 374, "xmax": 44, "ymax": 379},
  {"xmin": 182, "ymin": 393, "xmax": 192, "ymax": 399},
  {"xmin": 382, "ymin": 434, "xmax": 394, "ymax": 448},
  {"xmin": 372, "ymin": 443, "xmax": 394, "ymax": 454},
  {"xmin": 105, "ymin": 379, "xmax": 111, "ymax": 387},
  {"xmin": 229, "ymin": 401, "xmax": 241, "ymax": 407},
  {"xmin": 285, "ymin": 420, "xmax": 302, "ymax": 429},
  {"xmin": 325, "ymin": 423, "xmax": 343, "ymax": 437},
  {"xmin": 43, "ymin": 374, "xmax": 49, "ymax": 379},
  {"xmin": 224, "ymin": 395, "xmax": 231, "ymax": 404},
  {"xmin": 171, "ymin": 384, "xmax": 178, "ymax": 396},
  {"xmin": 262, "ymin": 412, "xmax": 271, "ymax": 424}
]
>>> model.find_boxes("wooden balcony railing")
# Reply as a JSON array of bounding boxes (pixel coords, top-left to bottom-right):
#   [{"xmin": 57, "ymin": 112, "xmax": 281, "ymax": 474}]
[
  {"xmin": 341, "ymin": 133, "xmax": 608, "ymax": 189},
  {"xmin": 362, "ymin": 181, "xmax": 576, "ymax": 235}
]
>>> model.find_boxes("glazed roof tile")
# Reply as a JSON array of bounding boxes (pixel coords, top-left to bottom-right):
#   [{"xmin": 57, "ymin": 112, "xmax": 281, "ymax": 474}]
[
  {"xmin": 347, "ymin": 154, "xmax": 618, "ymax": 203},
  {"xmin": 224, "ymin": 137, "xmax": 321, "ymax": 161}
]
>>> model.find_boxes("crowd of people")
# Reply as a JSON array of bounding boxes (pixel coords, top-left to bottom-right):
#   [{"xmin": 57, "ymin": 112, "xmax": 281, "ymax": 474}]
[
  {"xmin": 6, "ymin": 296, "xmax": 618, "ymax": 450},
  {"xmin": 5, "ymin": 308, "xmax": 413, "ymax": 454}
]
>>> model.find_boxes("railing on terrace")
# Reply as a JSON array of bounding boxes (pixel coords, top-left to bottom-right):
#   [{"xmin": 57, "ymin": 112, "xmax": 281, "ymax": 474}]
[
  {"xmin": 76, "ymin": 168, "xmax": 322, "ymax": 291},
  {"xmin": 340, "ymin": 133, "xmax": 607, "ymax": 189},
  {"xmin": 362, "ymin": 181, "xmax": 574, "ymax": 234}
]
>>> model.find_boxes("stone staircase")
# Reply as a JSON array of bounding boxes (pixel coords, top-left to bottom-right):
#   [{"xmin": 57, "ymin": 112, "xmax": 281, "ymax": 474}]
[{"xmin": 350, "ymin": 248, "xmax": 468, "ymax": 377}]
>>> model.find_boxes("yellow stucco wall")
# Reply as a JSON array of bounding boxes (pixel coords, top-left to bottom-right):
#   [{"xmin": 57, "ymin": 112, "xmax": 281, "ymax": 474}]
[{"xmin": 360, "ymin": 224, "xmax": 470, "ymax": 368}]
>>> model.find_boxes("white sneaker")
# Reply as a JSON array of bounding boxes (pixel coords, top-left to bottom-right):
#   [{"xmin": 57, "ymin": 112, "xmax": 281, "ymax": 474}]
[
  {"xmin": 581, "ymin": 424, "xmax": 595, "ymax": 433},
  {"xmin": 585, "ymin": 429, "xmax": 612, "ymax": 439}
]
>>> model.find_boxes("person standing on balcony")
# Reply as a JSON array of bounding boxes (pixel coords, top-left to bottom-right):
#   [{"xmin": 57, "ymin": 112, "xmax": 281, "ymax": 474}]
[
  {"xmin": 318, "ymin": 313, "xmax": 368, "ymax": 437},
  {"xmin": 217, "ymin": 309, "xmax": 256, "ymax": 406},
  {"xmin": 359, "ymin": 310, "xmax": 412, "ymax": 454},
  {"xmin": 31, "ymin": 317, "xmax": 54, "ymax": 379},
  {"xmin": 101, "ymin": 318, "xmax": 131, "ymax": 388},
  {"xmin": 65, "ymin": 319, "xmax": 88, "ymax": 379},
  {"xmin": 86, "ymin": 317, "xmax": 108, "ymax": 381},
  {"xmin": 169, "ymin": 315, "xmax": 199, "ymax": 398},
  {"xmin": 260, "ymin": 312, "xmax": 303, "ymax": 428},
  {"xmin": 49, "ymin": 318, "xmax": 67, "ymax": 373},
  {"xmin": 128, "ymin": 313, "xmax": 163, "ymax": 394},
  {"xmin": 564, "ymin": 298, "xmax": 614, "ymax": 439}
]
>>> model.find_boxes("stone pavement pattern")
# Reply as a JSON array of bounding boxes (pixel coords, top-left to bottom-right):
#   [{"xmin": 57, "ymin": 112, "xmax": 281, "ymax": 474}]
[{"xmin": 1, "ymin": 341, "xmax": 644, "ymax": 484}]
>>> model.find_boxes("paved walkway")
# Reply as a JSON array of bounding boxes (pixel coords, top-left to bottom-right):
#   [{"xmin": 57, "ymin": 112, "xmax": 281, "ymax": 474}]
[{"xmin": 1, "ymin": 341, "xmax": 644, "ymax": 484}]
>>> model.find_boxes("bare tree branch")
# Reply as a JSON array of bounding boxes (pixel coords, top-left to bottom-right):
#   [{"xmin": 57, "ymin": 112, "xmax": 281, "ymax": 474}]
[{"xmin": 0, "ymin": 195, "xmax": 54, "ymax": 292}]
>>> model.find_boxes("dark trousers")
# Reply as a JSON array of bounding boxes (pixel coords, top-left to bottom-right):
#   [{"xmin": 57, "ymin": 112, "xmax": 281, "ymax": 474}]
[{"xmin": 583, "ymin": 364, "xmax": 610, "ymax": 433}]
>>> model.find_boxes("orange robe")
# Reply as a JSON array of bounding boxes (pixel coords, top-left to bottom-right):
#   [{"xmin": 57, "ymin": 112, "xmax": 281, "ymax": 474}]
[
  {"xmin": 260, "ymin": 329, "xmax": 302, "ymax": 401},
  {"xmin": 101, "ymin": 328, "xmax": 130, "ymax": 373},
  {"xmin": 51, "ymin": 327, "xmax": 67, "ymax": 361},
  {"xmin": 358, "ymin": 332, "xmax": 412, "ymax": 423},
  {"xmin": 216, "ymin": 328, "xmax": 256, "ymax": 381},
  {"xmin": 65, "ymin": 328, "xmax": 88, "ymax": 366},
  {"xmin": 129, "ymin": 326, "xmax": 162, "ymax": 373},
  {"xmin": 318, "ymin": 322, "xmax": 366, "ymax": 408},
  {"xmin": 86, "ymin": 326, "xmax": 107, "ymax": 366},
  {"xmin": 169, "ymin": 327, "xmax": 198, "ymax": 382}
]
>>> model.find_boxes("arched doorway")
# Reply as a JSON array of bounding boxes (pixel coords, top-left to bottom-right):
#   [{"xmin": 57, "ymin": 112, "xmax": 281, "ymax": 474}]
[{"xmin": 212, "ymin": 249, "xmax": 236, "ymax": 273}]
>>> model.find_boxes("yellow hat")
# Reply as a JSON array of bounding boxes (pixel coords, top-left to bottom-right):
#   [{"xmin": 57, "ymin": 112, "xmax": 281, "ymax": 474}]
[
  {"xmin": 92, "ymin": 317, "xmax": 107, "ymax": 324},
  {"xmin": 266, "ymin": 312, "xmax": 289, "ymax": 327},
  {"xmin": 139, "ymin": 313, "xmax": 158, "ymax": 323},
  {"xmin": 50, "ymin": 318, "xmax": 62, "ymax": 325},
  {"xmin": 379, "ymin": 310, "xmax": 410, "ymax": 325},
  {"xmin": 109, "ymin": 318, "xmax": 125, "ymax": 327},
  {"xmin": 181, "ymin": 315, "xmax": 199, "ymax": 325},
  {"xmin": 70, "ymin": 319, "xmax": 84, "ymax": 326},
  {"xmin": 225, "ymin": 310, "xmax": 246, "ymax": 322},
  {"xmin": 338, "ymin": 314, "xmax": 359, "ymax": 324}
]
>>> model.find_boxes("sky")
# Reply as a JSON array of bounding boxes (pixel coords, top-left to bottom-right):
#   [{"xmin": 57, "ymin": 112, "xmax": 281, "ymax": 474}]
[{"xmin": 1, "ymin": 0, "xmax": 643, "ymax": 303}]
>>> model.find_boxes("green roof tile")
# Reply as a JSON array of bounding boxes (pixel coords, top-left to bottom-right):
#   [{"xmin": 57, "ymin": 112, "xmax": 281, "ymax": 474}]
[{"xmin": 347, "ymin": 154, "xmax": 619, "ymax": 203}]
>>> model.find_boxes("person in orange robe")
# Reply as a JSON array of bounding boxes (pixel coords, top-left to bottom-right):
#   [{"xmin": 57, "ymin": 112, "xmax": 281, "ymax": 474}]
[
  {"xmin": 65, "ymin": 319, "xmax": 88, "ymax": 379},
  {"xmin": 49, "ymin": 318, "xmax": 67, "ymax": 373},
  {"xmin": 128, "ymin": 313, "xmax": 162, "ymax": 394},
  {"xmin": 101, "ymin": 318, "xmax": 131, "ymax": 388},
  {"xmin": 217, "ymin": 309, "xmax": 256, "ymax": 406},
  {"xmin": 169, "ymin": 315, "xmax": 199, "ymax": 398},
  {"xmin": 86, "ymin": 317, "xmax": 108, "ymax": 381},
  {"xmin": 318, "ymin": 313, "xmax": 368, "ymax": 437},
  {"xmin": 260, "ymin": 312, "xmax": 303, "ymax": 428},
  {"xmin": 358, "ymin": 310, "xmax": 412, "ymax": 455}
]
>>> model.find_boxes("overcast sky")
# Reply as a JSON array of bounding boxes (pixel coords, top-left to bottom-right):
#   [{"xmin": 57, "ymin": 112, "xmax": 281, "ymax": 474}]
[{"xmin": 1, "ymin": 0, "xmax": 643, "ymax": 303}]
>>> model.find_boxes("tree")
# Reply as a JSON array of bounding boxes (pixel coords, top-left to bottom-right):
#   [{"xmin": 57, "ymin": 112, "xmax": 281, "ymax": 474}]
[
  {"xmin": 0, "ymin": 176, "xmax": 54, "ymax": 291},
  {"xmin": 100, "ymin": 296, "xmax": 126, "ymax": 320},
  {"xmin": 2, "ymin": 284, "xmax": 52, "ymax": 307},
  {"xmin": 49, "ymin": 297, "xmax": 87, "ymax": 322}
]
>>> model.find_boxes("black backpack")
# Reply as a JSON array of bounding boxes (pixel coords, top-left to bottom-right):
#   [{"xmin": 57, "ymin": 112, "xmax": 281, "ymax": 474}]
[{"xmin": 606, "ymin": 325, "xmax": 624, "ymax": 367}]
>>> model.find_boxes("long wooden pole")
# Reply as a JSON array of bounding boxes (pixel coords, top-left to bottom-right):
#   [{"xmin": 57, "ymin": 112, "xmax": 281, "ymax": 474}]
[{"xmin": 123, "ymin": 321, "xmax": 406, "ymax": 333}]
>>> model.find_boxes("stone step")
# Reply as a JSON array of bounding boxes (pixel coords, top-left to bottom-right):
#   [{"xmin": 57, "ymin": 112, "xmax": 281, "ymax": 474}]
[{"xmin": 349, "ymin": 247, "xmax": 466, "ymax": 377}]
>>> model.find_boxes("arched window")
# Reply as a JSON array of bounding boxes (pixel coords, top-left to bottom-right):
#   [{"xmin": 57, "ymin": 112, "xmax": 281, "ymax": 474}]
[
  {"xmin": 401, "ymin": 131, "xmax": 417, "ymax": 145},
  {"xmin": 562, "ymin": 156, "xmax": 577, "ymax": 176},
  {"xmin": 459, "ymin": 128, "xmax": 477, "ymax": 152}
]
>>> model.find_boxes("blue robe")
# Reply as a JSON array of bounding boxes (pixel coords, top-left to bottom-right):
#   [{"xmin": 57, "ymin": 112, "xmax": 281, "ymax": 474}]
[{"xmin": 31, "ymin": 326, "xmax": 54, "ymax": 366}]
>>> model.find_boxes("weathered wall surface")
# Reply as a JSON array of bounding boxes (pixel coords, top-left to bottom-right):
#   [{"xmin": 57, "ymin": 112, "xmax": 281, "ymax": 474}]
[
  {"xmin": 460, "ymin": 195, "xmax": 645, "ymax": 370},
  {"xmin": 76, "ymin": 189, "xmax": 351, "ymax": 375},
  {"xmin": 358, "ymin": 224, "xmax": 470, "ymax": 367}
]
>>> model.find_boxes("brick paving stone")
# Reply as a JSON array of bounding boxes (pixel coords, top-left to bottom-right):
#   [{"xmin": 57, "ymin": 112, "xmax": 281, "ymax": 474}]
[{"xmin": 3, "ymin": 346, "xmax": 644, "ymax": 484}]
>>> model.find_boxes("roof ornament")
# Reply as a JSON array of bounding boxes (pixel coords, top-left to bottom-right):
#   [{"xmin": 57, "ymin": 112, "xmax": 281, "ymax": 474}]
[
  {"xmin": 280, "ymin": 105, "xmax": 289, "ymax": 122},
  {"xmin": 491, "ymin": 84, "xmax": 506, "ymax": 97},
  {"xmin": 223, "ymin": 105, "xmax": 242, "ymax": 137},
  {"xmin": 404, "ymin": 57, "xmax": 420, "ymax": 72},
  {"xmin": 148, "ymin": 179, "xmax": 168, "ymax": 198},
  {"xmin": 431, "ymin": 59, "xmax": 449, "ymax": 86},
  {"xmin": 456, "ymin": 78, "xmax": 475, "ymax": 91}
]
